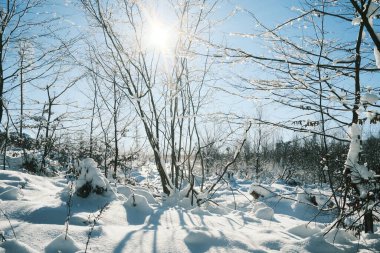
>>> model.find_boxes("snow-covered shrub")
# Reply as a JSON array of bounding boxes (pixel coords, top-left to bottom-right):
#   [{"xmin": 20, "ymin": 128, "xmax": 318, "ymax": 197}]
[
  {"xmin": 75, "ymin": 158, "xmax": 114, "ymax": 198},
  {"xmin": 23, "ymin": 157, "xmax": 39, "ymax": 173}
]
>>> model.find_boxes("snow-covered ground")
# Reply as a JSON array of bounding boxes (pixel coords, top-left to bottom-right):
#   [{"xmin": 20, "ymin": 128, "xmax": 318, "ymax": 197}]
[{"xmin": 0, "ymin": 161, "xmax": 379, "ymax": 253}]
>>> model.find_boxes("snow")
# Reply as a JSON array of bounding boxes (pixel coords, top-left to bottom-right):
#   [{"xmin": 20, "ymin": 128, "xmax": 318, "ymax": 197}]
[
  {"xmin": 352, "ymin": 17, "xmax": 362, "ymax": 25},
  {"xmin": 44, "ymin": 234, "xmax": 80, "ymax": 253},
  {"xmin": 351, "ymin": 163, "xmax": 376, "ymax": 184},
  {"xmin": 357, "ymin": 1, "xmax": 380, "ymax": 68},
  {"xmin": 117, "ymin": 184, "xmax": 159, "ymax": 205},
  {"xmin": 345, "ymin": 124, "xmax": 361, "ymax": 170},
  {"xmin": 0, "ymin": 185, "xmax": 21, "ymax": 200},
  {"xmin": 0, "ymin": 167, "xmax": 378, "ymax": 252},
  {"xmin": 345, "ymin": 124, "xmax": 376, "ymax": 199},
  {"xmin": 249, "ymin": 183, "xmax": 273, "ymax": 198},
  {"xmin": 124, "ymin": 194, "xmax": 153, "ymax": 225},
  {"xmin": 254, "ymin": 206, "xmax": 274, "ymax": 220},
  {"xmin": 366, "ymin": 1, "xmax": 380, "ymax": 26},
  {"xmin": 252, "ymin": 201, "xmax": 267, "ymax": 212},
  {"xmin": 366, "ymin": 111, "xmax": 377, "ymax": 120},
  {"xmin": 0, "ymin": 239, "xmax": 39, "ymax": 253},
  {"xmin": 361, "ymin": 92, "xmax": 379, "ymax": 104},
  {"xmin": 324, "ymin": 228, "xmax": 357, "ymax": 245},
  {"xmin": 288, "ymin": 224, "xmax": 321, "ymax": 238},
  {"xmin": 374, "ymin": 46, "xmax": 380, "ymax": 68}
]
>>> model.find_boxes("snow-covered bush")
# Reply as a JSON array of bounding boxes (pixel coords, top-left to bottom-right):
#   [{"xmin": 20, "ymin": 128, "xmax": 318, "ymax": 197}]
[
  {"xmin": 22, "ymin": 156, "xmax": 39, "ymax": 173},
  {"xmin": 75, "ymin": 158, "xmax": 114, "ymax": 198}
]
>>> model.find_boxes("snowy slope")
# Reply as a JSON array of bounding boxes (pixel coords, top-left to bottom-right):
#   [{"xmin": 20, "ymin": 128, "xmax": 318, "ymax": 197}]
[{"xmin": 0, "ymin": 169, "xmax": 379, "ymax": 253}]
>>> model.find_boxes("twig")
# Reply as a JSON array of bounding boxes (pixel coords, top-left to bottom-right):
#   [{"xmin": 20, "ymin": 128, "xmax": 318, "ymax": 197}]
[
  {"xmin": 0, "ymin": 208, "xmax": 16, "ymax": 239},
  {"xmin": 84, "ymin": 203, "xmax": 109, "ymax": 253},
  {"xmin": 65, "ymin": 181, "xmax": 74, "ymax": 240}
]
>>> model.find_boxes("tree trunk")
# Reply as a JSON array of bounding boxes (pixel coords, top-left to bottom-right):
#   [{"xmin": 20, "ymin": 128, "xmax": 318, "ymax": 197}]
[{"xmin": 113, "ymin": 80, "xmax": 118, "ymax": 178}]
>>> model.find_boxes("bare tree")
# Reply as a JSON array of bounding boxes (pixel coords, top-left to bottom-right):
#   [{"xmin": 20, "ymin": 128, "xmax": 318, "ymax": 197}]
[
  {"xmin": 0, "ymin": 0, "xmax": 70, "ymax": 124},
  {"xmin": 36, "ymin": 69, "xmax": 81, "ymax": 172}
]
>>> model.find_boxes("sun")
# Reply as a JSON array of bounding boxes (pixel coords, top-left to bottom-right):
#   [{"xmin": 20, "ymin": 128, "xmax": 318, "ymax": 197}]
[
  {"xmin": 146, "ymin": 19, "xmax": 176, "ymax": 54},
  {"xmin": 149, "ymin": 22, "xmax": 169, "ymax": 50}
]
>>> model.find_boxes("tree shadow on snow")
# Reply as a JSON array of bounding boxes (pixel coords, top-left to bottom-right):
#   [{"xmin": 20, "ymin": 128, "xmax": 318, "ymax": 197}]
[
  {"xmin": 23, "ymin": 205, "xmax": 67, "ymax": 225},
  {"xmin": 184, "ymin": 229, "xmax": 266, "ymax": 253},
  {"xmin": 114, "ymin": 206, "xmax": 165, "ymax": 253}
]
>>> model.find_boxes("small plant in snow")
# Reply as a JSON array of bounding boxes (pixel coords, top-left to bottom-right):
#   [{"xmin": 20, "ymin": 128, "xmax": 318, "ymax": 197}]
[
  {"xmin": 84, "ymin": 203, "xmax": 109, "ymax": 253},
  {"xmin": 64, "ymin": 181, "xmax": 74, "ymax": 239},
  {"xmin": 0, "ymin": 208, "xmax": 16, "ymax": 240},
  {"xmin": 0, "ymin": 231, "xmax": 5, "ymax": 242},
  {"xmin": 22, "ymin": 156, "xmax": 39, "ymax": 173}
]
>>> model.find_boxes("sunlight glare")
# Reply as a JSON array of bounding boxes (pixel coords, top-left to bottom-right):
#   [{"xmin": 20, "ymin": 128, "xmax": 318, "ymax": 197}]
[{"xmin": 146, "ymin": 20, "xmax": 175, "ymax": 53}]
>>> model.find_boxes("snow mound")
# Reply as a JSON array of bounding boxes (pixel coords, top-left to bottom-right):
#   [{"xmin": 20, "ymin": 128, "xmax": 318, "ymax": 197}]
[
  {"xmin": 252, "ymin": 201, "xmax": 267, "ymax": 212},
  {"xmin": 205, "ymin": 204, "xmax": 230, "ymax": 215},
  {"xmin": 312, "ymin": 192, "xmax": 333, "ymax": 208},
  {"xmin": 4, "ymin": 156, "xmax": 23, "ymax": 170},
  {"xmin": 0, "ymin": 239, "xmax": 39, "ymax": 253},
  {"xmin": 70, "ymin": 212, "xmax": 92, "ymax": 226},
  {"xmin": 184, "ymin": 230, "xmax": 214, "ymax": 252},
  {"xmin": 117, "ymin": 185, "xmax": 133, "ymax": 198},
  {"xmin": 255, "ymin": 206, "xmax": 274, "ymax": 220},
  {"xmin": 324, "ymin": 228, "xmax": 356, "ymax": 245},
  {"xmin": 118, "ymin": 185, "xmax": 157, "ymax": 205},
  {"xmin": 45, "ymin": 234, "xmax": 80, "ymax": 253},
  {"xmin": 191, "ymin": 207, "xmax": 212, "ymax": 216},
  {"xmin": 295, "ymin": 190, "xmax": 327, "ymax": 207},
  {"xmin": 288, "ymin": 224, "xmax": 321, "ymax": 238},
  {"xmin": 184, "ymin": 227, "xmax": 255, "ymax": 252},
  {"xmin": 0, "ymin": 185, "xmax": 21, "ymax": 200},
  {"xmin": 164, "ymin": 189, "xmax": 194, "ymax": 209},
  {"xmin": 124, "ymin": 194, "xmax": 153, "ymax": 225},
  {"xmin": 284, "ymin": 234, "xmax": 345, "ymax": 253},
  {"xmin": 75, "ymin": 158, "xmax": 115, "ymax": 198}
]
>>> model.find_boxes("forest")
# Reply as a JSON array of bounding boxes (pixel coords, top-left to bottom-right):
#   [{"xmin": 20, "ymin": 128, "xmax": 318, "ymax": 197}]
[{"xmin": 0, "ymin": 0, "xmax": 379, "ymax": 252}]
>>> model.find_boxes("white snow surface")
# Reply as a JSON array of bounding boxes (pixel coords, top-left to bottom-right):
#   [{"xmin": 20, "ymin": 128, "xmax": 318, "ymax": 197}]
[
  {"xmin": 254, "ymin": 206, "xmax": 274, "ymax": 220},
  {"xmin": 0, "ymin": 167, "xmax": 378, "ymax": 252}
]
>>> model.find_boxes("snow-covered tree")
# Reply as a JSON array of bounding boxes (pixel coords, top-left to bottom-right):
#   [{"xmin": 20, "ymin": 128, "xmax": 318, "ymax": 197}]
[
  {"xmin": 224, "ymin": 0, "xmax": 380, "ymax": 233},
  {"xmin": 79, "ymin": 0, "xmax": 222, "ymax": 196}
]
